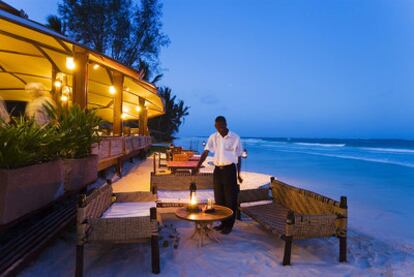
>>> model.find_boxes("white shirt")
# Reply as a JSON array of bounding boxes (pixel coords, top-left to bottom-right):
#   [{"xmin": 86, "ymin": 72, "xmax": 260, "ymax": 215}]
[{"xmin": 204, "ymin": 131, "xmax": 243, "ymax": 166}]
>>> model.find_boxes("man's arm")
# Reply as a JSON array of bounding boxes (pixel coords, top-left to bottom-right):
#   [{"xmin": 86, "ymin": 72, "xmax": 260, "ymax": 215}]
[{"xmin": 195, "ymin": 150, "xmax": 209, "ymax": 174}]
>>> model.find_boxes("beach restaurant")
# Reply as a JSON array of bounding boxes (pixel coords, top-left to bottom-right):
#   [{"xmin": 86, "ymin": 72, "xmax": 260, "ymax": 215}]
[
  {"xmin": 0, "ymin": 2, "xmax": 165, "ymax": 171},
  {"xmin": 0, "ymin": 3, "xmax": 350, "ymax": 276},
  {"xmin": 0, "ymin": 4, "xmax": 164, "ymax": 134},
  {"xmin": 0, "ymin": 4, "xmax": 165, "ymax": 223}
]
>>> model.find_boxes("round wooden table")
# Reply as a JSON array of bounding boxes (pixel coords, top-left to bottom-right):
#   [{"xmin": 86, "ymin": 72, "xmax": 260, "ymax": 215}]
[{"xmin": 175, "ymin": 205, "xmax": 233, "ymax": 247}]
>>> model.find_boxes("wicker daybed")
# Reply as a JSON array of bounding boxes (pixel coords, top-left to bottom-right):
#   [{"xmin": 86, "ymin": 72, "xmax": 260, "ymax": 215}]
[
  {"xmin": 150, "ymin": 172, "xmax": 215, "ymax": 213},
  {"xmin": 76, "ymin": 180, "xmax": 160, "ymax": 276},
  {"xmin": 238, "ymin": 177, "xmax": 348, "ymax": 265}
]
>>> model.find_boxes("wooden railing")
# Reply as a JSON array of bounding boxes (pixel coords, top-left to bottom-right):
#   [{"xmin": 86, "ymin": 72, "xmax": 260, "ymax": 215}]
[{"xmin": 92, "ymin": 135, "xmax": 152, "ymax": 175}]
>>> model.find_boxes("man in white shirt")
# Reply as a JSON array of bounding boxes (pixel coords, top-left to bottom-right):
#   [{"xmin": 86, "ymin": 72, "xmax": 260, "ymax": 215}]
[{"xmin": 196, "ymin": 116, "xmax": 243, "ymax": 234}]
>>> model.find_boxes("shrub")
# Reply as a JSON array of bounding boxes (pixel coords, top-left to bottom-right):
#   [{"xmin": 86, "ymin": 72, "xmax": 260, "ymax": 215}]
[
  {"xmin": 52, "ymin": 105, "xmax": 102, "ymax": 159},
  {"xmin": 0, "ymin": 117, "xmax": 60, "ymax": 169}
]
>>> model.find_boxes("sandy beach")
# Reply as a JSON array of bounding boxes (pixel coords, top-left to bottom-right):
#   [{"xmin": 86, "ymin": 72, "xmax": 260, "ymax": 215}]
[{"xmin": 19, "ymin": 155, "xmax": 414, "ymax": 277}]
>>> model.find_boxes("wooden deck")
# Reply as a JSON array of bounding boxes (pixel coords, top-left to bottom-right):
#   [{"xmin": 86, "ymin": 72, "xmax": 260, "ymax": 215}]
[{"xmin": 0, "ymin": 196, "xmax": 77, "ymax": 277}]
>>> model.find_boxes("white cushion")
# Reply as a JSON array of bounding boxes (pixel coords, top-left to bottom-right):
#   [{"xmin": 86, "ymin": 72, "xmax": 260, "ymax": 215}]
[
  {"xmin": 240, "ymin": 200, "xmax": 273, "ymax": 208},
  {"xmin": 101, "ymin": 202, "xmax": 156, "ymax": 218},
  {"xmin": 157, "ymin": 189, "xmax": 214, "ymax": 204}
]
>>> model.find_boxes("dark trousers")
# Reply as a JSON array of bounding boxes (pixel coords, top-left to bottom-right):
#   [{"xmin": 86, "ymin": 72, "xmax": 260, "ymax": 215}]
[{"xmin": 213, "ymin": 164, "xmax": 238, "ymax": 229}]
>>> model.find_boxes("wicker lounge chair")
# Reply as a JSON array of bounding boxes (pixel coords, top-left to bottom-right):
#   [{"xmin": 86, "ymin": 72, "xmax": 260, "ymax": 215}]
[
  {"xmin": 76, "ymin": 180, "xmax": 160, "ymax": 276},
  {"xmin": 238, "ymin": 177, "xmax": 348, "ymax": 265}
]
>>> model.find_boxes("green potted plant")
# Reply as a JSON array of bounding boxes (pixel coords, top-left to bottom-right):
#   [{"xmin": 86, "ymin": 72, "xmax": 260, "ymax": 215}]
[
  {"xmin": 53, "ymin": 105, "xmax": 102, "ymax": 192},
  {"xmin": 0, "ymin": 118, "xmax": 63, "ymax": 225}
]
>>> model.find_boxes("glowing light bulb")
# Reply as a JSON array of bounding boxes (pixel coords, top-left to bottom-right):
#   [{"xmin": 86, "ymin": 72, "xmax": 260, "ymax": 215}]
[
  {"xmin": 66, "ymin": 57, "xmax": 75, "ymax": 70},
  {"xmin": 54, "ymin": 80, "xmax": 62, "ymax": 88},
  {"xmin": 109, "ymin": 85, "xmax": 116, "ymax": 95},
  {"xmin": 93, "ymin": 63, "xmax": 100, "ymax": 70},
  {"xmin": 135, "ymin": 105, "xmax": 141, "ymax": 112},
  {"xmin": 123, "ymin": 106, "xmax": 130, "ymax": 113},
  {"xmin": 121, "ymin": 113, "xmax": 127, "ymax": 119},
  {"xmin": 60, "ymin": 95, "xmax": 68, "ymax": 102}
]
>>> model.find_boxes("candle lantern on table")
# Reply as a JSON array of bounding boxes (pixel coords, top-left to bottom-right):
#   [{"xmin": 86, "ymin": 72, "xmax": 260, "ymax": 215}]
[{"xmin": 187, "ymin": 182, "xmax": 200, "ymax": 212}]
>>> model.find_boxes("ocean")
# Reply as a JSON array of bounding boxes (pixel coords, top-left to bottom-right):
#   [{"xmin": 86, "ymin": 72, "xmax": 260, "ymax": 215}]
[{"xmin": 174, "ymin": 136, "xmax": 414, "ymax": 243}]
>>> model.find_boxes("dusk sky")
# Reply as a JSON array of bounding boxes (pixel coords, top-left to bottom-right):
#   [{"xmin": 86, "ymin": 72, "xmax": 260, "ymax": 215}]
[{"xmin": 7, "ymin": 0, "xmax": 414, "ymax": 139}]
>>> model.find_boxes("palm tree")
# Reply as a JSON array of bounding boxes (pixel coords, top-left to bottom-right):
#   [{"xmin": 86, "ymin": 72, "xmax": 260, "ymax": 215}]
[
  {"xmin": 46, "ymin": 15, "xmax": 64, "ymax": 34},
  {"xmin": 138, "ymin": 60, "xmax": 163, "ymax": 85},
  {"xmin": 148, "ymin": 87, "xmax": 189, "ymax": 141}
]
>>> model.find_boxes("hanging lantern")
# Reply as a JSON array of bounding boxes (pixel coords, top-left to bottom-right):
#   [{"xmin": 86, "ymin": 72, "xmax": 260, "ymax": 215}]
[
  {"xmin": 121, "ymin": 113, "xmax": 127, "ymax": 120},
  {"xmin": 60, "ymin": 86, "xmax": 71, "ymax": 103},
  {"xmin": 135, "ymin": 105, "xmax": 141, "ymax": 112},
  {"xmin": 60, "ymin": 95, "xmax": 68, "ymax": 102},
  {"xmin": 54, "ymin": 80, "xmax": 62, "ymax": 88},
  {"xmin": 93, "ymin": 63, "xmax": 100, "ymax": 70}
]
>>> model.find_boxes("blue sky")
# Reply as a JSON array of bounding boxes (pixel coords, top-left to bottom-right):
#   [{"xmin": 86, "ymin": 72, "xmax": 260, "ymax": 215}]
[{"xmin": 7, "ymin": 0, "xmax": 414, "ymax": 139}]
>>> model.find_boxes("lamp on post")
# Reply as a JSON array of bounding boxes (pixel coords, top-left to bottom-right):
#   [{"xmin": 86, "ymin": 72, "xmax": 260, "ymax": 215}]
[{"xmin": 241, "ymin": 149, "xmax": 248, "ymax": 159}]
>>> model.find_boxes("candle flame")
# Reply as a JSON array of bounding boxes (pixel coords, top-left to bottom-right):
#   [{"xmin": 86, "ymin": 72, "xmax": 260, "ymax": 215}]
[{"xmin": 190, "ymin": 195, "xmax": 197, "ymax": 205}]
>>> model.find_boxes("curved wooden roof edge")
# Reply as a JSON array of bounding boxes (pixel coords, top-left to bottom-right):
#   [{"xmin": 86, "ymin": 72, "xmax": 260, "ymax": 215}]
[
  {"xmin": 0, "ymin": 1, "xmax": 21, "ymax": 16},
  {"xmin": 0, "ymin": 8, "xmax": 163, "ymax": 108}
]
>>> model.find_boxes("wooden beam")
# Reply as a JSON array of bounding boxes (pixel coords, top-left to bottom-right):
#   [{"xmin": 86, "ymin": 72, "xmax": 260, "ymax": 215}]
[
  {"xmin": 0, "ymin": 71, "xmax": 50, "ymax": 79},
  {"xmin": 54, "ymin": 38, "xmax": 72, "ymax": 54},
  {"xmin": 72, "ymin": 46, "xmax": 88, "ymax": 109},
  {"xmin": 0, "ymin": 49, "xmax": 45, "ymax": 58},
  {"xmin": 34, "ymin": 45, "xmax": 62, "ymax": 72},
  {"xmin": 0, "ymin": 30, "xmax": 69, "ymax": 55},
  {"xmin": 139, "ymin": 97, "xmax": 145, "ymax": 136},
  {"xmin": 8, "ymin": 72, "xmax": 27, "ymax": 85},
  {"xmin": 0, "ymin": 88, "xmax": 25, "ymax": 91},
  {"xmin": 112, "ymin": 71, "xmax": 124, "ymax": 136}
]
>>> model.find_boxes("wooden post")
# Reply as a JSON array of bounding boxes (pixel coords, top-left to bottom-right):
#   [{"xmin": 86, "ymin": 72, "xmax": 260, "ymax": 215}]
[
  {"xmin": 72, "ymin": 46, "xmax": 88, "ymax": 109},
  {"xmin": 51, "ymin": 68, "xmax": 58, "ymax": 103},
  {"xmin": 282, "ymin": 210, "xmax": 295, "ymax": 266},
  {"xmin": 339, "ymin": 196, "xmax": 347, "ymax": 262},
  {"xmin": 75, "ymin": 245, "xmax": 84, "ymax": 277},
  {"xmin": 51, "ymin": 68, "xmax": 63, "ymax": 113},
  {"xmin": 138, "ymin": 97, "xmax": 145, "ymax": 136},
  {"xmin": 112, "ymin": 71, "xmax": 124, "ymax": 136},
  {"xmin": 153, "ymin": 152, "xmax": 157, "ymax": 174},
  {"xmin": 143, "ymin": 107, "xmax": 148, "ymax": 136},
  {"xmin": 115, "ymin": 158, "xmax": 122, "ymax": 177},
  {"xmin": 150, "ymin": 207, "xmax": 160, "ymax": 274}
]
